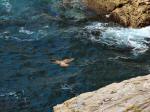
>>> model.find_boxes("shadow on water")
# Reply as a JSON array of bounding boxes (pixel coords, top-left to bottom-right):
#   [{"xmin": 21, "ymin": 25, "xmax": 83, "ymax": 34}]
[{"xmin": 0, "ymin": 0, "xmax": 150, "ymax": 112}]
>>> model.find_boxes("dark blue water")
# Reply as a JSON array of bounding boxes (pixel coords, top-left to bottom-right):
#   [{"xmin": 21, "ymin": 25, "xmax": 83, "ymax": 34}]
[{"xmin": 0, "ymin": 0, "xmax": 150, "ymax": 112}]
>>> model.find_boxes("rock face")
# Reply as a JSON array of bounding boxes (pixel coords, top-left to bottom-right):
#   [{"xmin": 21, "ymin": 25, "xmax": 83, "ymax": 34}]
[
  {"xmin": 85, "ymin": 0, "xmax": 150, "ymax": 27},
  {"xmin": 54, "ymin": 74, "xmax": 150, "ymax": 112},
  {"xmin": 77, "ymin": 0, "xmax": 150, "ymax": 27}
]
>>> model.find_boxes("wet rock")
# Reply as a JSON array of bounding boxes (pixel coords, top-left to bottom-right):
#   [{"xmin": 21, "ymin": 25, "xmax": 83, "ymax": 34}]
[
  {"xmin": 54, "ymin": 74, "xmax": 150, "ymax": 112},
  {"xmin": 49, "ymin": 0, "xmax": 97, "ymax": 22},
  {"xmin": 83, "ymin": 0, "xmax": 150, "ymax": 27}
]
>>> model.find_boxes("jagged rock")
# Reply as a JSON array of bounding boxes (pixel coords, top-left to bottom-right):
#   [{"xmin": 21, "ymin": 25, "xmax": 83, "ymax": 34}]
[
  {"xmin": 54, "ymin": 74, "xmax": 150, "ymax": 112},
  {"xmin": 64, "ymin": 0, "xmax": 150, "ymax": 27},
  {"xmin": 84, "ymin": 0, "xmax": 150, "ymax": 27}
]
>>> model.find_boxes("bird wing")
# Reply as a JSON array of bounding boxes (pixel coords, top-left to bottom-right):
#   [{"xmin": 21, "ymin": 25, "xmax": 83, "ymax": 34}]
[{"xmin": 63, "ymin": 58, "xmax": 74, "ymax": 63}]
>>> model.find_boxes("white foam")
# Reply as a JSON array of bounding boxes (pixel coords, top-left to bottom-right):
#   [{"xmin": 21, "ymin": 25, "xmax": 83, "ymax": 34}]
[
  {"xmin": 1, "ymin": 0, "xmax": 12, "ymax": 12},
  {"xmin": 0, "ymin": 27, "xmax": 48, "ymax": 41},
  {"xmin": 0, "ymin": 91, "xmax": 16, "ymax": 97},
  {"xmin": 19, "ymin": 27, "xmax": 34, "ymax": 35},
  {"xmin": 84, "ymin": 23, "xmax": 150, "ymax": 55}
]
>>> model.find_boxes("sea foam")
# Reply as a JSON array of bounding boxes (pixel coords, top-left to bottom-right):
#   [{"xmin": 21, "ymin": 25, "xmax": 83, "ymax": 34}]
[
  {"xmin": 83, "ymin": 23, "xmax": 150, "ymax": 56},
  {"xmin": 1, "ymin": 0, "xmax": 12, "ymax": 12}
]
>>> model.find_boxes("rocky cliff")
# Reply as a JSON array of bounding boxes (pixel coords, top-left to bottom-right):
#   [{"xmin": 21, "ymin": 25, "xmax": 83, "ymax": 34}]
[
  {"xmin": 54, "ymin": 74, "xmax": 150, "ymax": 112},
  {"xmin": 63, "ymin": 0, "xmax": 150, "ymax": 27},
  {"xmin": 85, "ymin": 0, "xmax": 150, "ymax": 27}
]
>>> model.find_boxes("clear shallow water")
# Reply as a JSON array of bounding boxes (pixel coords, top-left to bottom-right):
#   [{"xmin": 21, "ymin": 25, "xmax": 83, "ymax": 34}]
[{"xmin": 0, "ymin": 0, "xmax": 150, "ymax": 112}]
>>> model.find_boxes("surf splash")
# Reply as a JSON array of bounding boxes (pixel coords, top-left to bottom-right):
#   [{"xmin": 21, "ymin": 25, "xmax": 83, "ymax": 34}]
[
  {"xmin": 0, "ymin": 0, "xmax": 12, "ymax": 13},
  {"xmin": 81, "ymin": 22, "xmax": 150, "ymax": 56}
]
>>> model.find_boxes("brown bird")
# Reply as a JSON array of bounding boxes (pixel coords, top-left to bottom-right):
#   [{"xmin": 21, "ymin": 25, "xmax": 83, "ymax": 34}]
[{"xmin": 53, "ymin": 58, "xmax": 74, "ymax": 67}]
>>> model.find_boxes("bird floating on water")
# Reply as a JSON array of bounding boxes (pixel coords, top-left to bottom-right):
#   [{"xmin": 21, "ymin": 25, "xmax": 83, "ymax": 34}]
[{"xmin": 53, "ymin": 58, "xmax": 74, "ymax": 67}]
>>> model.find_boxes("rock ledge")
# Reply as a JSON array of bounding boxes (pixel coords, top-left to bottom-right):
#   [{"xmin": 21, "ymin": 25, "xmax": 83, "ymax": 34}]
[{"xmin": 54, "ymin": 74, "xmax": 150, "ymax": 112}]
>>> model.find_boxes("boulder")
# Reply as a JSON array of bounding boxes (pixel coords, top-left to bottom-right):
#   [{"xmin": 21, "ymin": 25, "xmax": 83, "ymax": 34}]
[
  {"xmin": 54, "ymin": 74, "xmax": 150, "ymax": 112},
  {"xmin": 84, "ymin": 0, "xmax": 150, "ymax": 27}
]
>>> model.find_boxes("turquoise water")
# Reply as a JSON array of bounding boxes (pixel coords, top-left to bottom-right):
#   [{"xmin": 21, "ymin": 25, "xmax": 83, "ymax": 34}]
[{"xmin": 0, "ymin": 0, "xmax": 150, "ymax": 112}]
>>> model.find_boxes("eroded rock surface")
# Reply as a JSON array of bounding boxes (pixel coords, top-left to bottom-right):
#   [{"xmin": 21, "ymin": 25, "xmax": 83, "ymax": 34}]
[
  {"xmin": 85, "ymin": 0, "xmax": 150, "ymax": 27},
  {"xmin": 63, "ymin": 0, "xmax": 150, "ymax": 27},
  {"xmin": 54, "ymin": 74, "xmax": 150, "ymax": 112}
]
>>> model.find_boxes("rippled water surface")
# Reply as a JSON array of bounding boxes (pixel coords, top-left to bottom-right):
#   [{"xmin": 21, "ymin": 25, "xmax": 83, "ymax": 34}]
[{"xmin": 0, "ymin": 0, "xmax": 150, "ymax": 112}]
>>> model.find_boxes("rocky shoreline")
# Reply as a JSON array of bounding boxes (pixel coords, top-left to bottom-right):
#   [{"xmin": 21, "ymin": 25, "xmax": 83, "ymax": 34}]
[
  {"xmin": 86, "ymin": 0, "xmax": 150, "ymax": 27},
  {"xmin": 64, "ymin": 0, "xmax": 150, "ymax": 27},
  {"xmin": 53, "ymin": 1, "xmax": 150, "ymax": 112},
  {"xmin": 54, "ymin": 74, "xmax": 150, "ymax": 112}
]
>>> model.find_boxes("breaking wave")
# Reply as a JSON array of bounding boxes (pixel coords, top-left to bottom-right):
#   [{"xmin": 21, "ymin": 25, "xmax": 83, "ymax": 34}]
[{"xmin": 81, "ymin": 22, "xmax": 150, "ymax": 56}]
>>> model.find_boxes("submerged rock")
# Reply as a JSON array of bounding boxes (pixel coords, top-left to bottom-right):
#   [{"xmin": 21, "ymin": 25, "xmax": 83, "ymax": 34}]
[
  {"xmin": 54, "ymin": 74, "xmax": 150, "ymax": 112},
  {"xmin": 72, "ymin": 0, "xmax": 150, "ymax": 27}
]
